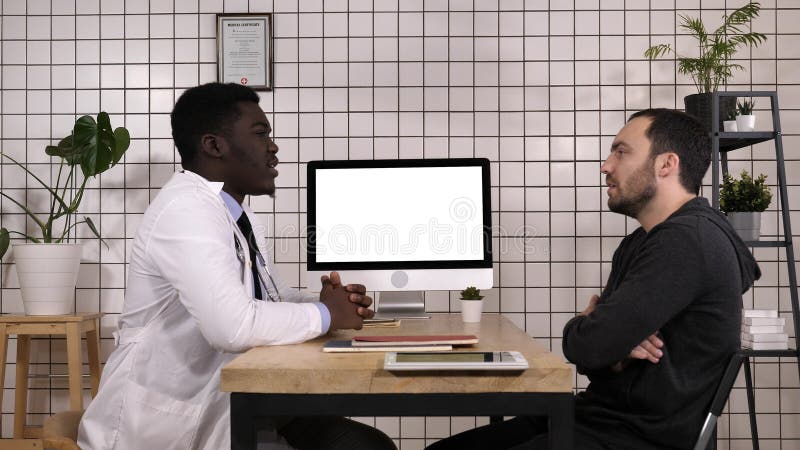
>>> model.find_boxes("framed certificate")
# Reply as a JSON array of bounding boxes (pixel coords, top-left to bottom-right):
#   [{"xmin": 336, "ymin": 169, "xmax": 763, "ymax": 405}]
[{"xmin": 217, "ymin": 14, "xmax": 273, "ymax": 90}]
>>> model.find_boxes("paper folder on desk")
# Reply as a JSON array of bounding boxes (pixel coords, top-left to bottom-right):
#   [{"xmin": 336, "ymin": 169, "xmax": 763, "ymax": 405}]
[
  {"xmin": 351, "ymin": 334, "xmax": 479, "ymax": 347},
  {"xmin": 362, "ymin": 318, "xmax": 401, "ymax": 327},
  {"xmin": 323, "ymin": 340, "xmax": 453, "ymax": 353}
]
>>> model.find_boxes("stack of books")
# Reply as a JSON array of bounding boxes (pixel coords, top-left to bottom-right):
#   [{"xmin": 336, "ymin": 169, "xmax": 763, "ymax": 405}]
[{"xmin": 741, "ymin": 309, "xmax": 789, "ymax": 350}]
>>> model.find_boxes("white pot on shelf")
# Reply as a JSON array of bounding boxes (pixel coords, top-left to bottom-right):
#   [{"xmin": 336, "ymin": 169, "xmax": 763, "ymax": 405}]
[
  {"xmin": 13, "ymin": 243, "xmax": 82, "ymax": 315},
  {"xmin": 723, "ymin": 120, "xmax": 738, "ymax": 132},
  {"xmin": 735, "ymin": 114, "xmax": 756, "ymax": 132},
  {"xmin": 459, "ymin": 299, "xmax": 483, "ymax": 323},
  {"xmin": 726, "ymin": 212, "xmax": 761, "ymax": 242}
]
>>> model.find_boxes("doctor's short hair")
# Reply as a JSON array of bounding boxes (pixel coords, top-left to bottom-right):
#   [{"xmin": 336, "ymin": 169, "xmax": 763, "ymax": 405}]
[
  {"xmin": 171, "ymin": 82, "xmax": 261, "ymax": 168},
  {"xmin": 628, "ymin": 108, "xmax": 711, "ymax": 195}
]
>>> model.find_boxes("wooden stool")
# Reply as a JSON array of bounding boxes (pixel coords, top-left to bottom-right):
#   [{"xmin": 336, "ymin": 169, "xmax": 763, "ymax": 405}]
[
  {"xmin": 0, "ymin": 313, "xmax": 102, "ymax": 439},
  {"xmin": 1, "ymin": 409, "xmax": 84, "ymax": 449}
]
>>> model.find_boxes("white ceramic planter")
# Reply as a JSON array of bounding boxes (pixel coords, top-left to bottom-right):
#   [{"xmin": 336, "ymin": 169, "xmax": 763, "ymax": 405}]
[
  {"xmin": 723, "ymin": 120, "xmax": 738, "ymax": 132},
  {"xmin": 460, "ymin": 299, "xmax": 483, "ymax": 323},
  {"xmin": 727, "ymin": 212, "xmax": 761, "ymax": 242},
  {"xmin": 13, "ymin": 243, "xmax": 82, "ymax": 315},
  {"xmin": 736, "ymin": 115, "xmax": 756, "ymax": 132}
]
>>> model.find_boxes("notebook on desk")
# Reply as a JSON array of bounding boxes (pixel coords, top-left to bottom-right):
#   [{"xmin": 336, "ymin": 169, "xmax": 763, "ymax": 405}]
[
  {"xmin": 352, "ymin": 334, "xmax": 479, "ymax": 347},
  {"xmin": 323, "ymin": 340, "xmax": 453, "ymax": 353},
  {"xmin": 362, "ymin": 318, "xmax": 401, "ymax": 328}
]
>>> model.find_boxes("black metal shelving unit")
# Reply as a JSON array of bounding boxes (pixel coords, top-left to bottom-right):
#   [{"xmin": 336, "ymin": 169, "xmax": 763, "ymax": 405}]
[{"xmin": 709, "ymin": 91, "xmax": 799, "ymax": 450}]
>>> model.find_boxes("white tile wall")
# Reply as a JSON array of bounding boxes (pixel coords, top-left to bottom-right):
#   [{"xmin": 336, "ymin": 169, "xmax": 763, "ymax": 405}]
[{"xmin": 1, "ymin": 0, "xmax": 799, "ymax": 447}]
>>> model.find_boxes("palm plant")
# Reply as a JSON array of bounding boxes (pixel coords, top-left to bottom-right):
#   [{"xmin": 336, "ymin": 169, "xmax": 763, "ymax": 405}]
[
  {"xmin": 644, "ymin": 2, "xmax": 767, "ymax": 93},
  {"xmin": 0, "ymin": 112, "xmax": 130, "ymax": 258}
]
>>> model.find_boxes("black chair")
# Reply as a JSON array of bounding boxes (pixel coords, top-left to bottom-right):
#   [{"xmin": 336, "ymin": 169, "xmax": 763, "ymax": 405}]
[{"xmin": 693, "ymin": 351, "xmax": 747, "ymax": 450}]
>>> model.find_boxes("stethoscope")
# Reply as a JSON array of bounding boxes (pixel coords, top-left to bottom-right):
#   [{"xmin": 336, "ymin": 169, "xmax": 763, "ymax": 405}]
[{"xmin": 234, "ymin": 234, "xmax": 282, "ymax": 302}]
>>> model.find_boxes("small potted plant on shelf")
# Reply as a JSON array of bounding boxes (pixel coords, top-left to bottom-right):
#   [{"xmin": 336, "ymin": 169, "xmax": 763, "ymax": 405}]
[
  {"xmin": 459, "ymin": 286, "xmax": 485, "ymax": 323},
  {"xmin": 719, "ymin": 169, "xmax": 772, "ymax": 241},
  {"xmin": 724, "ymin": 110, "xmax": 738, "ymax": 132},
  {"xmin": 0, "ymin": 112, "xmax": 130, "ymax": 315},
  {"xmin": 643, "ymin": 2, "xmax": 767, "ymax": 132},
  {"xmin": 736, "ymin": 99, "xmax": 756, "ymax": 132}
]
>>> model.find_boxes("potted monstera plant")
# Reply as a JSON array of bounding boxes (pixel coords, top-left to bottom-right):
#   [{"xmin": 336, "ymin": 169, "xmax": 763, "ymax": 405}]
[
  {"xmin": 644, "ymin": 2, "xmax": 767, "ymax": 132},
  {"xmin": 0, "ymin": 113, "xmax": 130, "ymax": 314},
  {"xmin": 719, "ymin": 170, "xmax": 772, "ymax": 241},
  {"xmin": 459, "ymin": 286, "xmax": 485, "ymax": 323}
]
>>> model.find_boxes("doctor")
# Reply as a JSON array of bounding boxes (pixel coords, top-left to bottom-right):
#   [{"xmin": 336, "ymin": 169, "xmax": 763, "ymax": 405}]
[{"xmin": 78, "ymin": 83, "xmax": 396, "ymax": 450}]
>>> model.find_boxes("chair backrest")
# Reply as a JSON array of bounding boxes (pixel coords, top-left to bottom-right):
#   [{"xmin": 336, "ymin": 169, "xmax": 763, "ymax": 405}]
[{"xmin": 692, "ymin": 351, "xmax": 745, "ymax": 450}]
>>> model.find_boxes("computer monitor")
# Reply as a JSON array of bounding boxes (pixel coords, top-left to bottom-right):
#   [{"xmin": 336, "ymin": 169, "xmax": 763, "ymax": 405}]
[{"xmin": 306, "ymin": 158, "xmax": 493, "ymax": 318}]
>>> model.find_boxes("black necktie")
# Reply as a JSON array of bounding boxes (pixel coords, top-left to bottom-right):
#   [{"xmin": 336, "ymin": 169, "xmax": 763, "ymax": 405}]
[{"xmin": 236, "ymin": 213, "xmax": 263, "ymax": 300}]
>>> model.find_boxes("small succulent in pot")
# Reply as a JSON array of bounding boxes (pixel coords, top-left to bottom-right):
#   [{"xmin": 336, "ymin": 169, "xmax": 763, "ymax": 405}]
[
  {"xmin": 460, "ymin": 286, "xmax": 484, "ymax": 300},
  {"xmin": 737, "ymin": 99, "xmax": 755, "ymax": 116}
]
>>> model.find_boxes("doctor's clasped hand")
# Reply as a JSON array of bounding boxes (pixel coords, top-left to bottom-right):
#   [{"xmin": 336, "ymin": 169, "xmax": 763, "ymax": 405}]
[{"xmin": 320, "ymin": 271, "xmax": 375, "ymax": 330}]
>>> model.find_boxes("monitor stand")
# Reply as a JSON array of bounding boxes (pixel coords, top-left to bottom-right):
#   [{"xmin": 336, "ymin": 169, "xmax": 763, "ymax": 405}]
[{"xmin": 374, "ymin": 291, "xmax": 430, "ymax": 319}]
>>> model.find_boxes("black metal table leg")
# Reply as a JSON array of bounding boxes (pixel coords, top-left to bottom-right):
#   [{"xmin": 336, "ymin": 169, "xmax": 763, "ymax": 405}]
[
  {"xmin": 548, "ymin": 393, "xmax": 574, "ymax": 450},
  {"xmin": 231, "ymin": 393, "xmax": 257, "ymax": 450},
  {"xmin": 744, "ymin": 357, "xmax": 759, "ymax": 450}
]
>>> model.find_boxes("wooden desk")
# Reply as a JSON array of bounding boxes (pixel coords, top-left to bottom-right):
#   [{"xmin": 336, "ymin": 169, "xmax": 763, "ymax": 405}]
[
  {"xmin": 222, "ymin": 314, "xmax": 574, "ymax": 450},
  {"xmin": 0, "ymin": 313, "xmax": 102, "ymax": 439}
]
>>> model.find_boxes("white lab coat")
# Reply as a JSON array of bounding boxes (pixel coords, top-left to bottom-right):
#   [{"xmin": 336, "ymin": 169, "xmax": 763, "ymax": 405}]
[{"xmin": 78, "ymin": 171, "xmax": 324, "ymax": 450}]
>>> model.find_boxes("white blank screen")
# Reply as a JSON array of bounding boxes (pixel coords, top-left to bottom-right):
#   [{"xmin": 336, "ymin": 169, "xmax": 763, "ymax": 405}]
[{"xmin": 314, "ymin": 166, "xmax": 485, "ymax": 263}]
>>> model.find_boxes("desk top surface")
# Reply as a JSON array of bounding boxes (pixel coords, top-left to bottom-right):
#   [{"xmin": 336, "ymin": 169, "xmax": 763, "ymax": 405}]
[{"xmin": 221, "ymin": 314, "xmax": 573, "ymax": 395}]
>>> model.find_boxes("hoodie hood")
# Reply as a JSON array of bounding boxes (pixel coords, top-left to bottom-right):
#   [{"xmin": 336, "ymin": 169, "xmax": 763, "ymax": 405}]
[{"xmin": 670, "ymin": 197, "xmax": 761, "ymax": 293}]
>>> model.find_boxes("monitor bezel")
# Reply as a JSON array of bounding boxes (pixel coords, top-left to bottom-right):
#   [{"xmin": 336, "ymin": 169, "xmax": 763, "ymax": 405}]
[{"xmin": 307, "ymin": 158, "xmax": 492, "ymax": 271}]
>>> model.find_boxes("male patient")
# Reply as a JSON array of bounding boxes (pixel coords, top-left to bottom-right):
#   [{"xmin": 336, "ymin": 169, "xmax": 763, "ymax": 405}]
[
  {"xmin": 427, "ymin": 109, "xmax": 760, "ymax": 449},
  {"xmin": 78, "ymin": 83, "xmax": 396, "ymax": 450}
]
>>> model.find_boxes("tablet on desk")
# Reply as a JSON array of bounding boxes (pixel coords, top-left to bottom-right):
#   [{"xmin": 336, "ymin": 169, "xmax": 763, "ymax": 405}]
[{"xmin": 384, "ymin": 351, "xmax": 528, "ymax": 371}]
